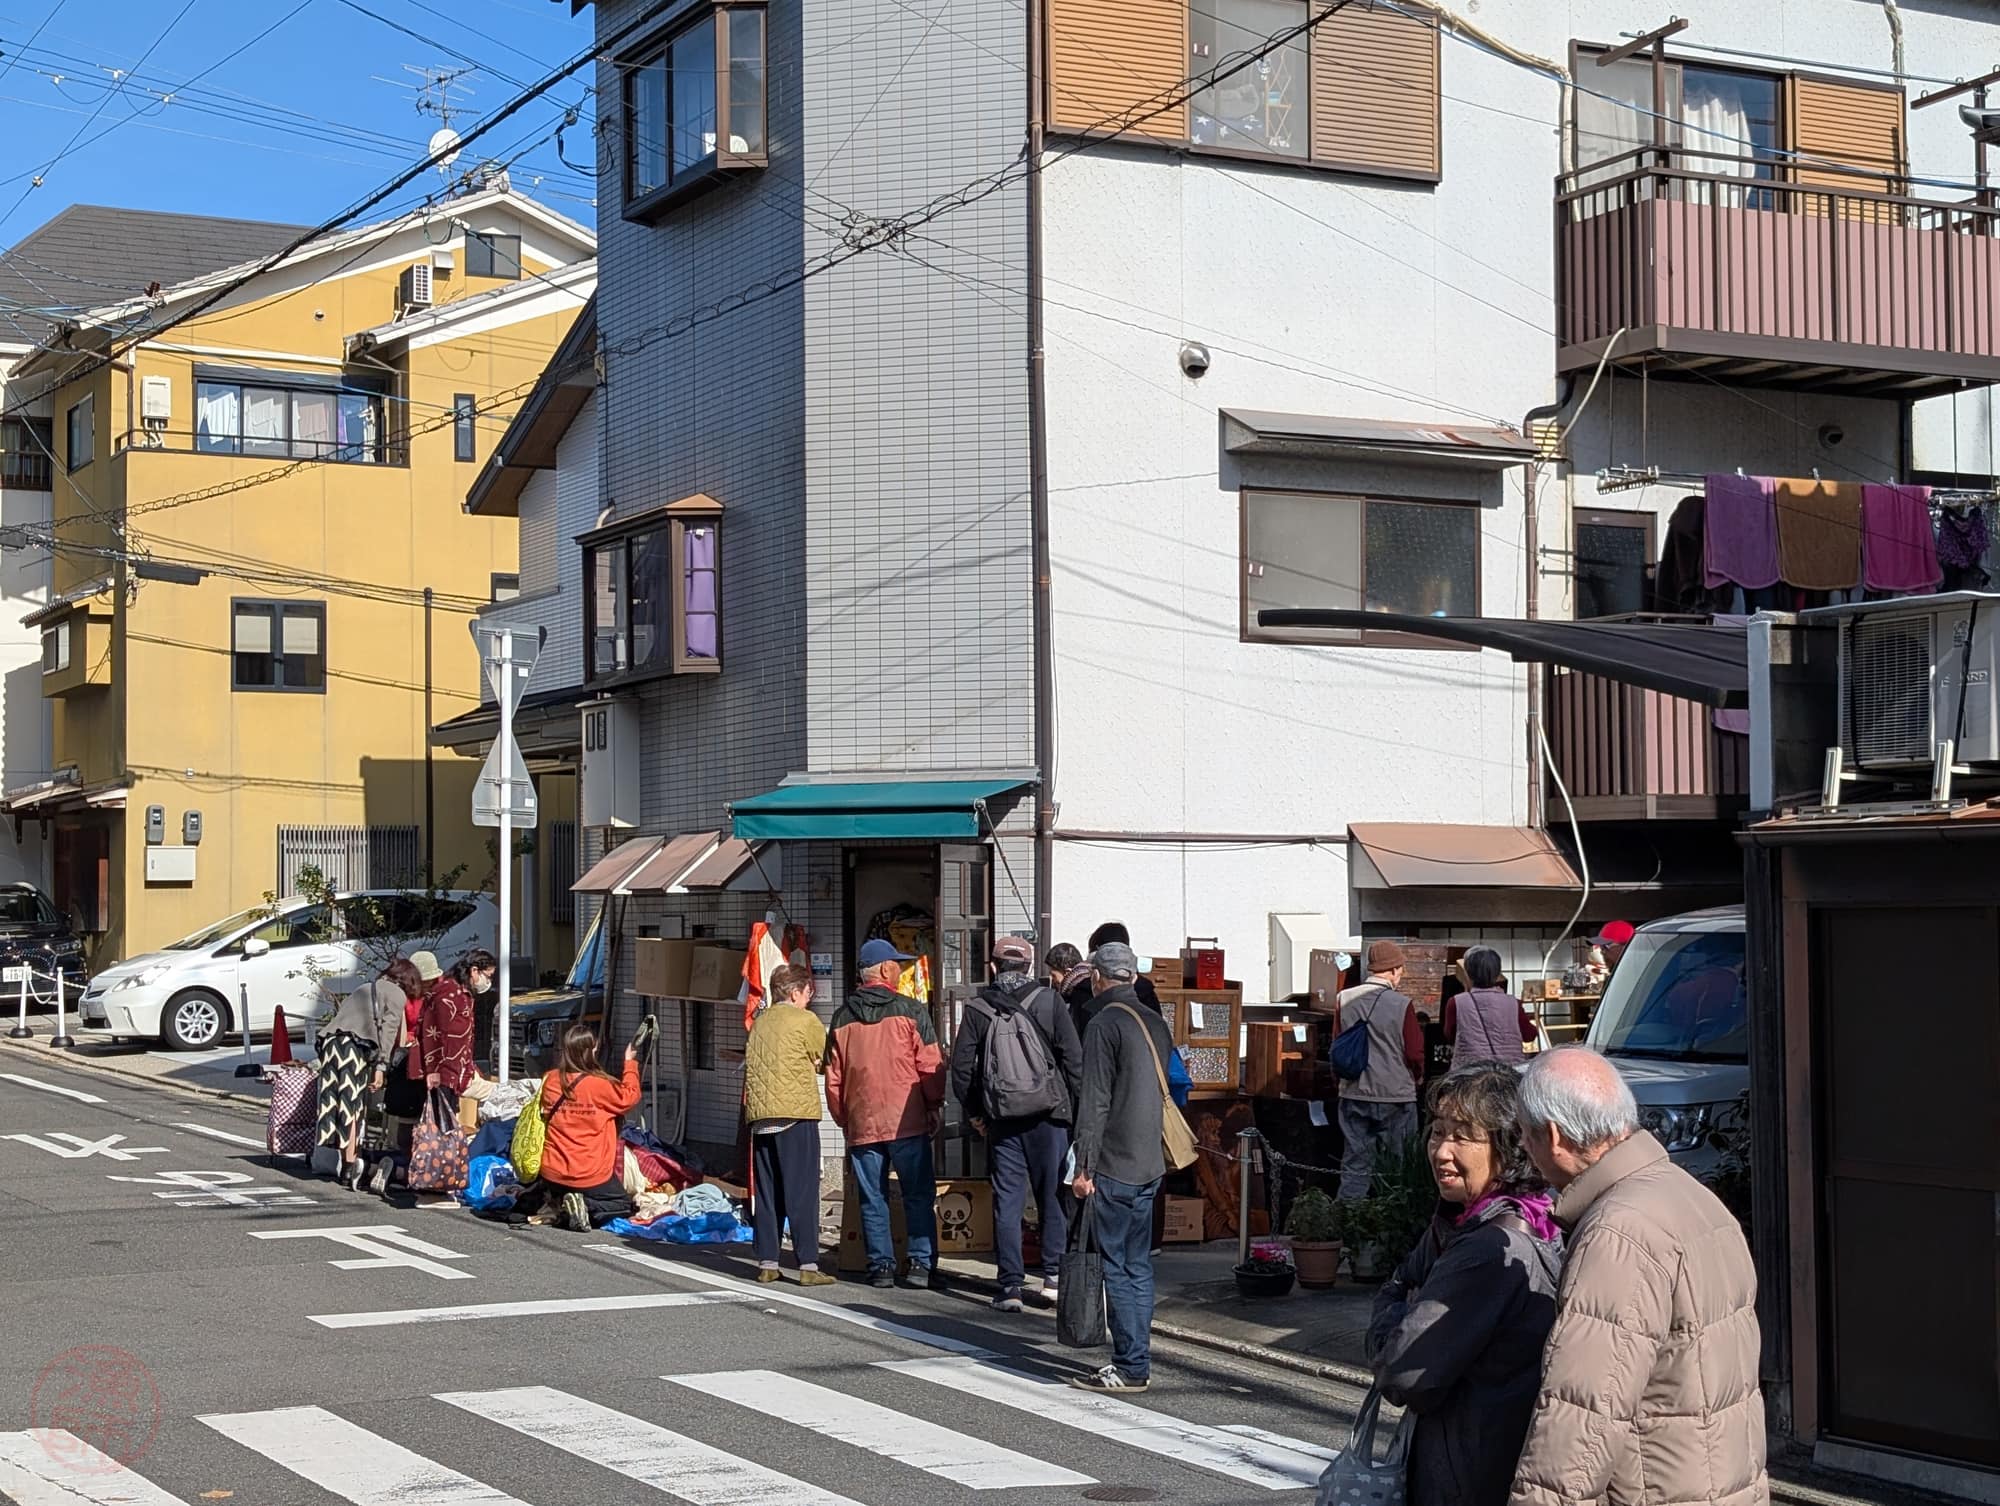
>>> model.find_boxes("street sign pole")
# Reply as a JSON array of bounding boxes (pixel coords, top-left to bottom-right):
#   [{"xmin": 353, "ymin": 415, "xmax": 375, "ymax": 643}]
[
  {"xmin": 496, "ymin": 628, "xmax": 512, "ymax": 1087},
  {"xmin": 471, "ymin": 621, "xmax": 541, "ymax": 1089}
]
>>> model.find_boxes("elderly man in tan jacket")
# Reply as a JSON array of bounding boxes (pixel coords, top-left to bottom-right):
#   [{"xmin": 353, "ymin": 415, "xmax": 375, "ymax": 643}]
[{"xmin": 1511, "ymin": 1047, "xmax": 1767, "ymax": 1506}]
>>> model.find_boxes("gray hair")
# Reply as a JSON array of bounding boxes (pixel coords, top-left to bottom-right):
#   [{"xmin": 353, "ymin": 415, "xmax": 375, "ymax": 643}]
[
  {"xmin": 1463, "ymin": 945, "xmax": 1505, "ymax": 989},
  {"xmin": 1519, "ymin": 1045, "xmax": 1640, "ymax": 1150}
]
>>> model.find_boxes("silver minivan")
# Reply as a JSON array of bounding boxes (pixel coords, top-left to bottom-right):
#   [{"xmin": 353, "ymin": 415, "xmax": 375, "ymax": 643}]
[{"xmin": 1584, "ymin": 904, "xmax": 1748, "ymax": 1178}]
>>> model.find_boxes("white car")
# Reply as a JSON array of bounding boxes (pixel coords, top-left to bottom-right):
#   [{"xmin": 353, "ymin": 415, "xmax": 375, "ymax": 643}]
[{"xmin": 80, "ymin": 890, "xmax": 497, "ymax": 1051}]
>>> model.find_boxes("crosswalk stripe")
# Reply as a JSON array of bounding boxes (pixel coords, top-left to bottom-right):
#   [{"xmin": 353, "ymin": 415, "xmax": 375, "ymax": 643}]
[
  {"xmin": 437, "ymin": 1385, "xmax": 867, "ymax": 1506},
  {"xmin": 877, "ymin": 1357, "xmax": 1327, "ymax": 1491},
  {"xmin": 670, "ymin": 1369, "xmax": 1096, "ymax": 1491},
  {"xmin": 1220, "ymin": 1422, "xmax": 1339, "ymax": 1463},
  {"xmin": 0, "ymin": 1431, "xmax": 186, "ymax": 1505},
  {"xmin": 198, "ymin": 1406, "xmax": 528, "ymax": 1505},
  {"xmin": 311, "ymin": 1291, "xmax": 756, "ymax": 1328}
]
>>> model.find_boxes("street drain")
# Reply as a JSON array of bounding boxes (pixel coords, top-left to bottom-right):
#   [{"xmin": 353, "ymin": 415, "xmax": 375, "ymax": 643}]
[{"xmin": 1083, "ymin": 1489, "xmax": 1159, "ymax": 1502}]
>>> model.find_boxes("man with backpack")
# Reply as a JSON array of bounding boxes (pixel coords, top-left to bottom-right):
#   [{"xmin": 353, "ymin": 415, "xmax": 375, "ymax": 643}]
[
  {"xmin": 1334, "ymin": 940, "xmax": 1427, "ymax": 1198},
  {"xmin": 952, "ymin": 934, "xmax": 1085, "ymax": 1314}
]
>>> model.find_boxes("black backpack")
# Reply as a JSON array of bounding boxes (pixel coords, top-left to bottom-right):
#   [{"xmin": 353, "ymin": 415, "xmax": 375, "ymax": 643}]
[{"xmin": 969, "ymin": 989, "xmax": 1067, "ymax": 1121}]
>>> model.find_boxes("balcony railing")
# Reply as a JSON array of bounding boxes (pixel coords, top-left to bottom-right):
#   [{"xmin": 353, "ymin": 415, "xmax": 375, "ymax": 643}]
[
  {"xmin": 1545, "ymin": 661, "xmax": 1748, "ymax": 821},
  {"xmin": 1557, "ymin": 148, "xmax": 2000, "ymax": 397},
  {"xmin": 115, "ymin": 426, "xmax": 408, "ymax": 467}
]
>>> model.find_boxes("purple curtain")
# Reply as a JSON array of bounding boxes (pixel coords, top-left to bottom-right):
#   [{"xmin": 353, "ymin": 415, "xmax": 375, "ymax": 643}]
[{"xmin": 683, "ymin": 526, "xmax": 719, "ymax": 660}]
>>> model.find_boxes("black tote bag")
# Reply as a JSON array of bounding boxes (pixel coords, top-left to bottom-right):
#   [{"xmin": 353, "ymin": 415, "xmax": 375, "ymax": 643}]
[{"xmin": 1057, "ymin": 1198, "xmax": 1108, "ymax": 1349}]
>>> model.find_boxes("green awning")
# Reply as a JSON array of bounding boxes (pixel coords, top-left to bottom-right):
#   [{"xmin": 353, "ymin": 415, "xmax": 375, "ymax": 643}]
[{"xmin": 730, "ymin": 778, "xmax": 1031, "ymax": 841}]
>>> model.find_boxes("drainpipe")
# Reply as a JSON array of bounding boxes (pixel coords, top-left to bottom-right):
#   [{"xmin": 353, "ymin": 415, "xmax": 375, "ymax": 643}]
[
  {"xmin": 1881, "ymin": 0, "xmax": 1906, "ymax": 85},
  {"xmin": 1519, "ymin": 375, "xmax": 1576, "ymax": 831},
  {"xmin": 1027, "ymin": 0, "xmax": 1054, "ymax": 946}
]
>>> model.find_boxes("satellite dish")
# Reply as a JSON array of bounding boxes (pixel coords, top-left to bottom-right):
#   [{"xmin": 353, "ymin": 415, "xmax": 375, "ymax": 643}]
[{"xmin": 428, "ymin": 127, "xmax": 462, "ymax": 168}]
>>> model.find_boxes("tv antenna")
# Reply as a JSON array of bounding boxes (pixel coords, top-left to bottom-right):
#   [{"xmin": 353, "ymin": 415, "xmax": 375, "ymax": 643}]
[{"xmin": 374, "ymin": 64, "xmax": 476, "ymax": 182}]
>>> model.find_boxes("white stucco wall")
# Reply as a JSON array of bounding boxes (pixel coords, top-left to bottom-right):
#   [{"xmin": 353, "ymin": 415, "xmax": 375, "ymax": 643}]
[
  {"xmin": 1041, "ymin": 0, "xmax": 2000, "ymax": 992},
  {"xmin": 0, "ymin": 371, "xmax": 51, "ymax": 889}
]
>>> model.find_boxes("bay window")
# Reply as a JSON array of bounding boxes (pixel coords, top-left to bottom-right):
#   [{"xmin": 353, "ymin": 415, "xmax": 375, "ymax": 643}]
[
  {"xmin": 583, "ymin": 494, "xmax": 724, "ymax": 683},
  {"xmin": 622, "ymin": 4, "xmax": 768, "ymax": 217}
]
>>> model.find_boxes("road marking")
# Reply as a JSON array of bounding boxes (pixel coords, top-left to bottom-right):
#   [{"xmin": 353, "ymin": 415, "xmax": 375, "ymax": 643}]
[
  {"xmin": 173, "ymin": 1121, "xmax": 266, "ymax": 1148},
  {"xmin": 0, "ymin": 1073, "xmax": 103, "ymax": 1103},
  {"xmin": 201, "ymin": 1405, "xmax": 525, "ymax": 1504},
  {"xmin": 108, "ymin": 1170, "xmax": 316, "ymax": 1208},
  {"xmin": 249, "ymin": 1225, "xmax": 471, "ymax": 1280},
  {"xmin": 312, "ymin": 1291, "xmax": 758, "ymax": 1328},
  {"xmin": 438, "ymin": 1385, "xmax": 867, "ymax": 1506},
  {"xmin": 877, "ymin": 1357, "xmax": 1327, "ymax": 1491},
  {"xmin": 0, "ymin": 1430, "xmax": 187, "ymax": 1505},
  {"xmin": 1220, "ymin": 1423, "xmax": 1339, "ymax": 1462},
  {"xmin": 672, "ymin": 1369, "xmax": 1095, "ymax": 1490},
  {"xmin": 4, "ymin": 1131, "xmax": 170, "ymax": 1160},
  {"xmin": 588, "ymin": 1242, "xmax": 994, "ymax": 1356}
]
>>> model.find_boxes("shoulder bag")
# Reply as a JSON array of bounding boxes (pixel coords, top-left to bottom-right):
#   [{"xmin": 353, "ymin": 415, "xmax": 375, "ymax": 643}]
[
  {"xmin": 408, "ymin": 1086, "xmax": 472, "ymax": 1192},
  {"xmin": 1056, "ymin": 1197, "xmax": 1108, "ymax": 1348},
  {"xmin": 1107, "ymin": 1002, "xmax": 1198, "ymax": 1171},
  {"xmin": 1312, "ymin": 1385, "xmax": 1415, "ymax": 1506},
  {"xmin": 510, "ymin": 1073, "xmax": 578, "ymax": 1182}
]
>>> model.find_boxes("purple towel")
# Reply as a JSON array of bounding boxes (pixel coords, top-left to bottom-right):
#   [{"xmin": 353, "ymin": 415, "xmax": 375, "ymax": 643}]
[
  {"xmin": 1861, "ymin": 483, "xmax": 1940, "ymax": 592},
  {"xmin": 1703, "ymin": 473, "xmax": 1781, "ymax": 589}
]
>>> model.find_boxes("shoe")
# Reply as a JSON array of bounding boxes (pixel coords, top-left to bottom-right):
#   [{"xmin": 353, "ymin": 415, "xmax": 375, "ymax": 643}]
[
  {"xmin": 561, "ymin": 1192, "xmax": 590, "ymax": 1231},
  {"xmin": 1037, "ymin": 1276, "xmax": 1059, "ymax": 1305},
  {"xmin": 914, "ymin": 1265, "xmax": 946, "ymax": 1292},
  {"xmin": 366, "ymin": 1160, "xmax": 392, "ymax": 1197},
  {"xmin": 799, "ymin": 1270, "xmax": 836, "ymax": 1287},
  {"xmin": 1070, "ymin": 1364, "xmax": 1148, "ymax": 1393},
  {"xmin": 869, "ymin": 1268, "xmax": 896, "ymax": 1289},
  {"xmin": 757, "ymin": 1268, "xmax": 782, "ymax": 1284},
  {"xmin": 992, "ymin": 1291, "xmax": 1025, "ymax": 1314}
]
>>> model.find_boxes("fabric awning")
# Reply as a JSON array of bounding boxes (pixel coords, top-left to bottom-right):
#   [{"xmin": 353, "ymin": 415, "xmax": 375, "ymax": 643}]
[
  {"xmin": 620, "ymin": 831, "xmax": 721, "ymax": 894},
  {"xmin": 1349, "ymin": 823, "xmax": 1580, "ymax": 890},
  {"xmin": 1256, "ymin": 611, "xmax": 1748, "ymax": 708},
  {"xmin": 570, "ymin": 835, "xmax": 663, "ymax": 895},
  {"xmin": 730, "ymin": 777, "xmax": 1031, "ymax": 841}
]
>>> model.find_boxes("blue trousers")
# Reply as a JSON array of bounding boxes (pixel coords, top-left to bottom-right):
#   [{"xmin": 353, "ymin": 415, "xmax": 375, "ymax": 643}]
[
  {"xmin": 989, "ymin": 1117, "xmax": 1070, "ymax": 1291},
  {"xmin": 1090, "ymin": 1175, "xmax": 1160, "ymax": 1380},
  {"xmin": 848, "ymin": 1134, "xmax": 936, "ymax": 1273}
]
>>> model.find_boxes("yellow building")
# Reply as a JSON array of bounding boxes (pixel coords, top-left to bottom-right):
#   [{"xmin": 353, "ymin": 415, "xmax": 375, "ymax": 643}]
[{"xmin": 5, "ymin": 187, "xmax": 595, "ymax": 966}]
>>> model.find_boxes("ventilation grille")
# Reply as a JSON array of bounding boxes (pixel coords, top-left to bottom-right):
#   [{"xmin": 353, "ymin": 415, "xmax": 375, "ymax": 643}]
[{"xmin": 1845, "ymin": 615, "xmax": 1935, "ymax": 765}]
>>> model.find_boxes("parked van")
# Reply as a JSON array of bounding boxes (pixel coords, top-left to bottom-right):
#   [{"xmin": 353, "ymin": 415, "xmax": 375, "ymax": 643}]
[{"xmin": 1584, "ymin": 904, "xmax": 1748, "ymax": 1178}]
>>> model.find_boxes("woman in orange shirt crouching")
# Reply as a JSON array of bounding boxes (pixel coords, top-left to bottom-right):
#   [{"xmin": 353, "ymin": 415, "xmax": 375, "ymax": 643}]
[{"xmin": 529, "ymin": 1023, "xmax": 640, "ymax": 1230}]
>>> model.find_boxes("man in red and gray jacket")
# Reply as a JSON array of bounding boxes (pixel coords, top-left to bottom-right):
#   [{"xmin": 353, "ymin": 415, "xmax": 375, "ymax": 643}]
[
  {"xmin": 1336, "ymin": 940, "xmax": 1427, "ymax": 1198},
  {"xmin": 826, "ymin": 938, "xmax": 947, "ymax": 1290}
]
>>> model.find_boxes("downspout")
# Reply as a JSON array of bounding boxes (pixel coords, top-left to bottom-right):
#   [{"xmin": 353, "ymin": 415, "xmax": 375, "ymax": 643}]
[
  {"xmin": 1520, "ymin": 375, "xmax": 1576, "ymax": 831},
  {"xmin": 1880, "ymin": 0, "xmax": 1906, "ymax": 86},
  {"xmin": 1027, "ymin": 0, "xmax": 1054, "ymax": 946}
]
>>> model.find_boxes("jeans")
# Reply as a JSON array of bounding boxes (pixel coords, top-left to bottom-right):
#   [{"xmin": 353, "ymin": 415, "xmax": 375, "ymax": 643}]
[
  {"xmin": 848, "ymin": 1134, "xmax": 937, "ymax": 1273},
  {"xmin": 1090, "ymin": 1174, "xmax": 1159, "ymax": 1381},
  {"xmin": 990, "ymin": 1118, "xmax": 1070, "ymax": 1291},
  {"xmin": 1337, "ymin": 1098, "xmax": 1418, "ymax": 1199},
  {"xmin": 752, "ymin": 1121, "xmax": 823, "ymax": 1268}
]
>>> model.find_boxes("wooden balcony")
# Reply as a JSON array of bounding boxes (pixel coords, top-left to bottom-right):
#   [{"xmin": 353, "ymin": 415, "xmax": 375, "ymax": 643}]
[
  {"xmin": 1545, "ymin": 662, "xmax": 1749, "ymax": 822},
  {"xmin": 1557, "ymin": 149, "xmax": 2000, "ymax": 398}
]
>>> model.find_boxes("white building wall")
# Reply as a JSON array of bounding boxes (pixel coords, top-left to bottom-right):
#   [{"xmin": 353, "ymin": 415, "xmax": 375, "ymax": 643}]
[
  {"xmin": 0, "ymin": 372, "xmax": 51, "ymax": 888},
  {"xmin": 1042, "ymin": 0, "xmax": 2000, "ymax": 993},
  {"xmin": 479, "ymin": 387, "xmax": 594, "ymax": 701}
]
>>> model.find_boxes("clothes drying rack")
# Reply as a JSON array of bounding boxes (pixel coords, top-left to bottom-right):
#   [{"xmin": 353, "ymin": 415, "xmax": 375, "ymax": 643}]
[{"xmin": 1594, "ymin": 464, "xmax": 2000, "ymax": 510}]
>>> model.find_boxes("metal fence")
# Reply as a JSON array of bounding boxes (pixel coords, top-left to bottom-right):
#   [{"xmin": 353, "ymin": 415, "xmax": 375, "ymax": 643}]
[{"xmin": 276, "ymin": 824, "xmax": 421, "ymax": 896}]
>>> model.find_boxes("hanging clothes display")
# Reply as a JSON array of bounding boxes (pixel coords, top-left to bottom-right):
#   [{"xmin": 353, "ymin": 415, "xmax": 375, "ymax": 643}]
[
  {"xmin": 1938, "ymin": 505, "xmax": 1992, "ymax": 592},
  {"xmin": 867, "ymin": 903, "xmax": 936, "ymax": 1004},
  {"xmin": 1773, "ymin": 478, "xmax": 1863, "ymax": 591},
  {"xmin": 1859, "ymin": 484, "xmax": 1941, "ymax": 594},
  {"xmin": 739, "ymin": 920, "xmax": 791, "ymax": 1033},
  {"xmin": 1702, "ymin": 473, "xmax": 1782, "ymax": 591},
  {"xmin": 1655, "ymin": 495, "xmax": 1729, "ymax": 612}
]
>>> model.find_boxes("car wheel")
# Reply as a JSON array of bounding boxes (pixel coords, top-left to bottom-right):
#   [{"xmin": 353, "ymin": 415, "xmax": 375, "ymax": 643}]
[{"xmin": 161, "ymin": 990, "xmax": 227, "ymax": 1051}]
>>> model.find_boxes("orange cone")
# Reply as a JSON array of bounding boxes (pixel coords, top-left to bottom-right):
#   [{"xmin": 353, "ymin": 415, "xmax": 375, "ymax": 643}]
[{"xmin": 268, "ymin": 1005, "xmax": 294, "ymax": 1066}]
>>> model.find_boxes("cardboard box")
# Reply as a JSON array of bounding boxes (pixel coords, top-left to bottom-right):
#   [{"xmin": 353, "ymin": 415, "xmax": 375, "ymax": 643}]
[
  {"xmin": 837, "ymin": 1176, "xmax": 994, "ymax": 1272},
  {"xmin": 1162, "ymin": 1195, "xmax": 1205, "ymax": 1244},
  {"xmin": 634, "ymin": 937, "xmax": 694, "ymax": 998},
  {"xmin": 686, "ymin": 943, "xmax": 741, "ymax": 1001}
]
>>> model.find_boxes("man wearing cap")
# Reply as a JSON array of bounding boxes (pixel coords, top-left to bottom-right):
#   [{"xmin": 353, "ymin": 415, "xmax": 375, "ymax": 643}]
[
  {"xmin": 953, "ymin": 934, "xmax": 1085, "ymax": 1313},
  {"xmin": 1069, "ymin": 940, "xmax": 1177, "ymax": 1392},
  {"xmin": 826, "ymin": 938, "xmax": 949, "ymax": 1289},
  {"xmin": 1336, "ymin": 940, "xmax": 1427, "ymax": 1199}
]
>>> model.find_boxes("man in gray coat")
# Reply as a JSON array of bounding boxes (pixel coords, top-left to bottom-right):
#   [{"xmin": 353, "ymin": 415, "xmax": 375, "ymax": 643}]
[{"xmin": 1336, "ymin": 940, "xmax": 1427, "ymax": 1197}]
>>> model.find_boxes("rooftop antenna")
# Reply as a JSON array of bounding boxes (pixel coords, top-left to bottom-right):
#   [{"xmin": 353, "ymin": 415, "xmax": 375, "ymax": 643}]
[{"xmin": 374, "ymin": 64, "xmax": 476, "ymax": 187}]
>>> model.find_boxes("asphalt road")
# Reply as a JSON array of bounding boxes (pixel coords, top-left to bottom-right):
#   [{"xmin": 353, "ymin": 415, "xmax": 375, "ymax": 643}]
[{"xmin": 0, "ymin": 1055, "xmax": 1364, "ymax": 1505}]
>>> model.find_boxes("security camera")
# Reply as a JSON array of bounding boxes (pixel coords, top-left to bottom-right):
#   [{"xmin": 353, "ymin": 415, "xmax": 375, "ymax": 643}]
[
  {"xmin": 1818, "ymin": 423, "xmax": 1845, "ymax": 448},
  {"xmin": 1179, "ymin": 342, "xmax": 1211, "ymax": 379}
]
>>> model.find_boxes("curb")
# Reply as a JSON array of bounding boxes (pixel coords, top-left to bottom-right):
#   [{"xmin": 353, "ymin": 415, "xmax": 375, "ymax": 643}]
[
  {"xmin": 0, "ymin": 1034, "xmax": 271, "ymax": 1116},
  {"xmin": 1149, "ymin": 1319, "xmax": 1373, "ymax": 1387}
]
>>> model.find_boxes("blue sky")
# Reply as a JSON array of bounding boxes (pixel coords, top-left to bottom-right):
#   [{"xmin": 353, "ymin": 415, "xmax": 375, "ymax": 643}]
[{"xmin": 0, "ymin": 0, "xmax": 598, "ymax": 245}]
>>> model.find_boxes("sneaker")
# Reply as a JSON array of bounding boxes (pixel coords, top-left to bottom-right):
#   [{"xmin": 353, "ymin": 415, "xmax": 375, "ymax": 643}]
[
  {"xmin": 920, "ymin": 1265, "xmax": 947, "ymax": 1293},
  {"xmin": 1035, "ymin": 1277, "xmax": 1059, "ymax": 1307},
  {"xmin": 756, "ymin": 1268, "xmax": 782, "ymax": 1284},
  {"xmin": 799, "ymin": 1269, "xmax": 836, "ymax": 1287},
  {"xmin": 992, "ymin": 1291, "xmax": 1025, "ymax": 1314},
  {"xmin": 366, "ymin": 1160, "xmax": 392, "ymax": 1197},
  {"xmin": 868, "ymin": 1267, "xmax": 896, "ymax": 1289},
  {"xmin": 1070, "ymin": 1364, "xmax": 1148, "ymax": 1393},
  {"xmin": 561, "ymin": 1192, "xmax": 590, "ymax": 1231}
]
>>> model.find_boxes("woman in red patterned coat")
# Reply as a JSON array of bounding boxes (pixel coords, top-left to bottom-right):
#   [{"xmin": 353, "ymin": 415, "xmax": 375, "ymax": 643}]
[{"xmin": 411, "ymin": 948, "xmax": 491, "ymax": 1097}]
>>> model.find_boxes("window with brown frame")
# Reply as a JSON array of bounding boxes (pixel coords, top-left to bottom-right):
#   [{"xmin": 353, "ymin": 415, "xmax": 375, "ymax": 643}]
[
  {"xmin": 1241, "ymin": 488, "xmax": 1478, "ymax": 644},
  {"xmin": 1573, "ymin": 508, "xmax": 1655, "ymax": 620},
  {"xmin": 582, "ymin": 494, "xmax": 723, "ymax": 684},
  {"xmin": 621, "ymin": 3, "xmax": 768, "ymax": 219}
]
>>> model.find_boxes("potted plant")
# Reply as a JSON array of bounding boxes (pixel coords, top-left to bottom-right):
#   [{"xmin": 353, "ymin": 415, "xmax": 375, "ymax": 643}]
[
  {"xmin": 1234, "ymin": 1241, "xmax": 1295, "ymax": 1299},
  {"xmin": 1285, "ymin": 1187, "xmax": 1344, "ymax": 1288}
]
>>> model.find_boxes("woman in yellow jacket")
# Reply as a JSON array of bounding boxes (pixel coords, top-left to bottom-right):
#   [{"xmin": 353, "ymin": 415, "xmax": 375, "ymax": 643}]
[{"xmin": 745, "ymin": 964, "xmax": 832, "ymax": 1284}]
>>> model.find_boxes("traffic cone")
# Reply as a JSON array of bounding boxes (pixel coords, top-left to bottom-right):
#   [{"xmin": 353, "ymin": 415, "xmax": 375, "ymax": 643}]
[{"xmin": 269, "ymin": 1005, "xmax": 294, "ymax": 1066}]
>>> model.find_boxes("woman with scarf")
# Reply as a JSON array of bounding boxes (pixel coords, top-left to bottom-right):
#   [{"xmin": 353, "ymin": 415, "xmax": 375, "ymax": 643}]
[
  {"xmin": 315, "ymin": 958, "xmax": 423, "ymax": 1187},
  {"xmin": 1366, "ymin": 1060, "xmax": 1564, "ymax": 1506}
]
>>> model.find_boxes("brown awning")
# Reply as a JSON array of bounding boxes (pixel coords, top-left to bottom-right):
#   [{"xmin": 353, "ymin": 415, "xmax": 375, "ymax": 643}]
[
  {"xmin": 678, "ymin": 837, "xmax": 779, "ymax": 891},
  {"xmin": 620, "ymin": 831, "xmax": 721, "ymax": 894},
  {"xmin": 570, "ymin": 835, "xmax": 662, "ymax": 895},
  {"xmin": 1349, "ymin": 823, "xmax": 1580, "ymax": 890}
]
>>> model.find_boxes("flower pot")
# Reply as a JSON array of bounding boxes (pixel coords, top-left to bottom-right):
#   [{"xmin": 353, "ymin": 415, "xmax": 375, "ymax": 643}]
[
  {"xmin": 1233, "ymin": 1260, "xmax": 1296, "ymax": 1299},
  {"xmin": 1292, "ymin": 1239, "xmax": 1342, "ymax": 1289}
]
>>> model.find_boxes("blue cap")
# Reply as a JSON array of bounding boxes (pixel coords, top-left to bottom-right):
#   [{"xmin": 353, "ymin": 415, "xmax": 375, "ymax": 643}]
[{"xmin": 858, "ymin": 938, "xmax": 916, "ymax": 968}]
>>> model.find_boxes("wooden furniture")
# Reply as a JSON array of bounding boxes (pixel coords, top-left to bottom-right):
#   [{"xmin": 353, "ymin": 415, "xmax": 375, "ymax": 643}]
[
  {"xmin": 1244, "ymin": 1021, "xmax": 1306, "ymax": 1098},
  {"xmin": 1158, "ymin": 985, "xmax": 1243, "ymax": 1097}
]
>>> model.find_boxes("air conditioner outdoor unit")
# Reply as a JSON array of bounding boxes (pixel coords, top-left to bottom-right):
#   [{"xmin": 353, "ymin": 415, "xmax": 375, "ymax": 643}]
[
  {"xmin": 398, "ymin": 262, "xmax": 433, "ymax": 313},
  {"xmin": 1833, "ymin": 595, "xmax": 2000, "ymax": 770}
]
